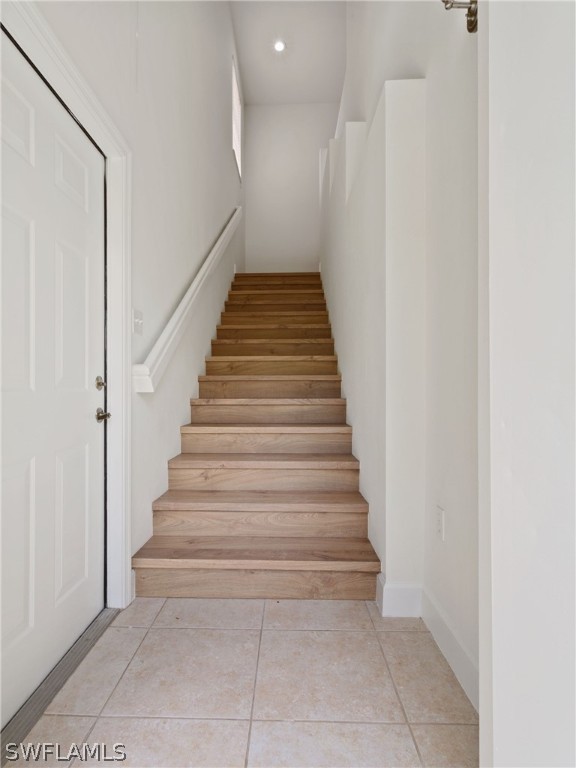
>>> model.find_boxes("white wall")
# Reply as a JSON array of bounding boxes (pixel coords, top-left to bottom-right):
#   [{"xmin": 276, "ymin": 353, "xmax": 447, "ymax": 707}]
[
  {"xmin": 244, "ymin": 102, "xmax": 338, "ymax": 272},
  {"xmin": 37, "ymin": 1, "xmax": 244, "ymax": 552},
  {"xmin": 479, "ymin": 2, "xmax": 575, "ymax": 765},
  {"xmin": 320, "ymin": 1, "xmax": 479, "ymax": 706},
  {"xmin": 384, "ymin": 81, "xmax": 426, "ymax": 615}
]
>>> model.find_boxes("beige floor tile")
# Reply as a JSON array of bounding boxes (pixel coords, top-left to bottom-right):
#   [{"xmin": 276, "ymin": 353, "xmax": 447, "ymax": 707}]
[
  {"xmin": 264, "ymin": 599, "xmax": 373, "ymax": 630},
  {"xmin": 248, "ymin": 721, "xmax": 420, "ymax": 768},
  {"xmin": 154, "ymin": 598, "xmax": 263, "ymax": 629},
  {"xmin": 112, "ymin": 598, "xmax": 165, "ymax": 627},
  {"xmin": 253, "ymin": 630, "xmax": 405, "ymax": 723},
  {"xmin": 7, "ymin": 715, "xmax": 95, "ymax": 767},
  {"xmin": 82, "ymin": 717, "xmax": 249, "ymax": 767},
  {"xmin": 412, "ymin": 724, "xmax": 479, "ymax": 767},
  {"xmin": 45, "ymin": 628, "xmax": 146, "ymax": 716},
  {"xmin": 366, "ymin": 603, "xmax": 428, "ymax": 632},
  {"xmin": 378, "ymin": 633, "xmax": 478, "ymax": 724},
  {"xmin": 102, "ymin": 628, "xmax": 260, "ymax": 719}
]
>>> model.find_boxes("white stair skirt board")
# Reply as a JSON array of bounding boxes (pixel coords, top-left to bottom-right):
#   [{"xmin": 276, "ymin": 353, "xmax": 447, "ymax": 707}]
[
  {"xmin": 422, "ymin": 589, "xmax": 479, "ymax": 711},
  {"xmin": 376, "ymin": 574, "xmax": 422, "ymax": 617}
]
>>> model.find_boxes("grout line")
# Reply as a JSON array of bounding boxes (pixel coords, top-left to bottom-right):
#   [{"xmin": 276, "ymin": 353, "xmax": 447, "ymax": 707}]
[
  {"xmin": 260, "ymin": 627, "xmax": 376, "ymax": 633},
  {"xmin": 375, "ymin": 634, "xmax": 425, "ymax": 768},
  {"xmin": 244, "ymin": 601, "xmax": 266, "ymax": 768},
  {"xmin": 54, "ymin": 712, "xmax": 479, "ymax": 725},
  {"xmin": 366, "ymin": 599, "xmax": 378, "ymax": 630},
  {"xmin": 147, "ymin": 597, "xmax": 167, "ymax": 627},
  {"xmin": 69, "ymin": 621, "xmax": 155, "ymax": 765}
]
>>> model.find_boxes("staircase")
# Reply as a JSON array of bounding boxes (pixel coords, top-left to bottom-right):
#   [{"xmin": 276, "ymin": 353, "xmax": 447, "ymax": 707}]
[{"xmin": 132, "ymin": 272, "xmax": 380, "ymax": 599}]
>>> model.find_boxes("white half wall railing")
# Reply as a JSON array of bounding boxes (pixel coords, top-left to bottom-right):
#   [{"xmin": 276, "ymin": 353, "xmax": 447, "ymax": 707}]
[{"xmin": 132, "ymin": 206, "xmax": 242, "ymax": 393}]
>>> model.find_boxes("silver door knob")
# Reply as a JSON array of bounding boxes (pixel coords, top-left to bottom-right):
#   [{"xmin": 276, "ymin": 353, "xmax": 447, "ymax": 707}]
[
  {"xmin": 95, "ymin": 376, "xmax": 106, "ymax": 391},
  {"xmin": 96, "ymin": 408, "xmax": 111, "ymax": 422}
]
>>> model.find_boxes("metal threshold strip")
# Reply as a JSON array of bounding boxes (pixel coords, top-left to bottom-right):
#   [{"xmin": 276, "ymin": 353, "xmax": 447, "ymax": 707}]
[{"xmin": 1, "ymin": 608, "xmax": 119, "ymax": 766}]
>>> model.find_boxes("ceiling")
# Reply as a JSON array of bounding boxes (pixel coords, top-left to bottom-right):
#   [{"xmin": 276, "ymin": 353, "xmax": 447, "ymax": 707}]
[{"xmin": 230, "ymin": 2, "xmax": 347, "ymax": 105}]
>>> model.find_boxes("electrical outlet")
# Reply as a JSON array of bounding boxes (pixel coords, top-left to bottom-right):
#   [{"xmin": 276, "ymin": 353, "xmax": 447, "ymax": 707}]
[{"xmin": 436, "ymin": 506, "xmax": 446, "ymax": 542}]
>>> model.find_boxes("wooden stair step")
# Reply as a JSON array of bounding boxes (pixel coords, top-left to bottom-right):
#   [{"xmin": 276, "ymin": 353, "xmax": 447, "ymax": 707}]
[
  {"xmin": 168, "ymin": 453, "xmax": 359, "ymax": 469},
  {"xmin": 221, "ymin": 312, "xmax": 329, "ymax": 326},
  {"xmin": 228, "ymin": 288, "xmax": 325, "ymax": 295},
  {"xmin": 135, "ymin": 569, "xmax": 377, "ymax": 599},
  {"xmin": 233, "ymin": 273, "xmax": 322, "ymax": 282},
  {"xmin": 231, "ymin": 283, "xmax": 324, "ymax": 292},
  {"xmin": 190, "ymin": 398, "xmax": 346, "ymax": 424},
  {"xmin": 221, "ymin": 312, "xmax": 329, "ymax": 325},
  {"xmin": 227, "ymin": 291, "xmax": 325, "ymax": 303},
  {"xmin": 181, "ymin": 423, "xmax": 352, "ymax": 453},
  {"xmin": 133, "ymin": 535, "xmax": 378, "ymax": 599},
  {"xmin": 168, "ymin": 452, "xmax": 359, "ymax": 491},
  {"xmin": 224, "ymin": 302, "xmax": 327, "ymax": 313},
  {"xmin": 133, "ymin": 535, "xmax": 379, "ymax": 571},
  {"xmin": 153, "ymin": 510, "xmax": 367, "ymax": 539},
  {"xmin": 205, "ymin": 356, "xmax": 338, "ymax": 375},
  {"xmin": 198, "ymin": 374, "xmax": 342, "ymax": 398},
  {"xmin": 153, "ymin": 490, "xmax": 369, "ymax": 513},
  {"xmin": 216, "ymin": 325, "xmax": 332, "ymax": 340},
  {"xmin": 212, "ymin": 339, "xmax": 334, "ymax": 356},
  {"xmin": 152, "ymin": 491, "xmax": 368, "ymax": 538}
]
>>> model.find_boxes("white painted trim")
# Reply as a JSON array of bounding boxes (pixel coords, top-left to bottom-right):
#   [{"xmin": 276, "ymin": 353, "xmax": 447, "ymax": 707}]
[
  {"xmin": 132, "ymin": 207, "xmax": 243, "ymax": 393},
  {"xmin": 376, "ymin": 574, "xmax": 423, "ymax": 617},
  {"xmin": 422, "ymin": 589, "xmax": 479, "ymax": 711},
  {"xmin": 2, "ymin": 1, "xmax": 133, "ymax": 608}
]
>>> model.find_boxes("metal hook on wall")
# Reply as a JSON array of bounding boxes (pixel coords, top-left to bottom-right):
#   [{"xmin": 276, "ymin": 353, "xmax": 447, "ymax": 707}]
[{"xmin": 441, "ymin": 0, "xmax": 478, "ymax": 33}]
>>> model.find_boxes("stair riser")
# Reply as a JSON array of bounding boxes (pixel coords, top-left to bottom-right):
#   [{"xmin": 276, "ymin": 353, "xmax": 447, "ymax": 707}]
[
  {"xmin": 206, "ymin": 360, "xmax": 338, "ymax": 375},
  {"xmin": 221, "ymin": 313, "xmax": 329, "ymax": 325},
  {"xmin": 198, "ymin": 380, "xmax": 342, "ymax": 398},
  {"xmin": 135, "ymin": 569, "xmax": 377, "ymax": 599},
  {"xmin": 217, "ymin": 327, "xmax": 332, "ymax": 340},
  {"xmin": 189, "ymin": 405, "xmax": 346, "ymax": 425},
  {"xmin": 224, "ymin": 302, "xmax": 327, "ymax": 313},
  {"xmin": 153, "ymin": 510, "xmax": 367, "ymax": 538},
  {"xmin": 168, "ymin": 468, "xmax": 359, "ymax": 492},
  {"xmin": 181, "ymin": 432, "xmax": 352, "ymax": 454},
  {"xmin": 211, "ymin": 341, "xmax": 335, "ymax": 356}
]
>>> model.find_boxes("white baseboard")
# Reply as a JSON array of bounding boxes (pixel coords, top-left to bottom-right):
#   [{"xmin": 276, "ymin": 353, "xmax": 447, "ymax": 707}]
[
  {"xmin": 422, "ymin": 589, "xmax": 479, "ymax": 711},
  {"xmin": 376, "ymin": 574, "xmax": 423, "ymax": 617}
]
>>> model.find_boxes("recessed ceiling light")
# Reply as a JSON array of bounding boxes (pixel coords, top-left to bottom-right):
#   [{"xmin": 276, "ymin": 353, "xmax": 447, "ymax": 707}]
[{"xmin": 273, "ymin": 40, "xmax": 286, "ymax": 53}]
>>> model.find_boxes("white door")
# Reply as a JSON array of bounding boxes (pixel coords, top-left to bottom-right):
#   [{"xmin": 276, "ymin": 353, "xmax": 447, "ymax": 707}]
[{"xmin": 1, "ymin": 33, "xmax": 106, "ymax": 726}]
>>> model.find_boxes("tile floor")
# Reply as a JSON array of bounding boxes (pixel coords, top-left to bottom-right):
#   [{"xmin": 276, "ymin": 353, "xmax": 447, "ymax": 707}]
[{"xmin": 14, "ymin": 599, "xmax": 479, "ymax": 767}]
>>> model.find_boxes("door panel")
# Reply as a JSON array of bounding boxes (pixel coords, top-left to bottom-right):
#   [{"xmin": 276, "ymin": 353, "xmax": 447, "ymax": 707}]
[{"xmin": 1, "ymin": 34, "xmax": 106, "ymax": 726}]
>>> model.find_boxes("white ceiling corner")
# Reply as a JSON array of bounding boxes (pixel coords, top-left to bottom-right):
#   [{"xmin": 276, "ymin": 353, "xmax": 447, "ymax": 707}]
[{"xmin": 230, "ymin": 1, "xmax": 347, "ymax": 106}]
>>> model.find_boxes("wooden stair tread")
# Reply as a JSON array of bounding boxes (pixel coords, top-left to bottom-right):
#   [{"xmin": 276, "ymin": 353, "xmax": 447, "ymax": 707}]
[
  {"xmin": 133, "ymin": 535, "xmax": 380, "ymax": 571},
  {"xmin": 153, "ymin": 489, "xmax": 368, "ymax": 512},
  {"xmin": 213, "ymin": 338, "xmax": 331, "ymax": 344},
  {"xmin": 235, "ymin": 272, "xmax": 321, "ymax": 277},
  {"xmin": 168, "ymin": 453, "xmax": 359, "ymax": 469},
  {"xmin": 181, "ymin": 424, "xmax": 351, "ymax": 433},
  {"xmin": 199, "ymin": 375, "xmax": 341, "ymax": 381},
  {"xmin": 228, "ymin": 288, "xmax": 324, "ymax": 297},
  {"xmin": 222, "ymin": 310, "xmax": 328, "ymax": 316},
  {"xmin": 217, "ymin": 325, "xmax": 331, "ymax": 330},
  {"xmin": 190, "ymin": 398, "xmax": 345, "ymax": 405},
  {"xmin": 206, "ymin": 355, "xmax": 337, "ymax": 362}
]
